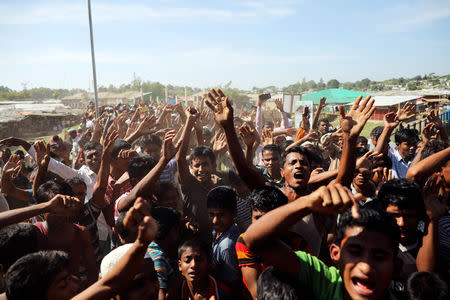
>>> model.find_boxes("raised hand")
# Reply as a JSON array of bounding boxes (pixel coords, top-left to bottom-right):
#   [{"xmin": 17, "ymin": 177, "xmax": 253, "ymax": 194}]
[
  {"xmin": 47, "ymin": 194, "xmax": 82, "ymax": 217},
  {"xmin": 427, "ymin": 109, "xmax": 444, "ymax": 129},
  {"xmin": 422, "ymin": 122, "xmax": 437, "ymax": 143},
  {"xmin": 339, "ymin": 95, "xmax": 376, "ymax": 138},
  {"xmin": 383, "ymin": 111, "xmax": 400, "ymax": 129},
  {"xmin": 285, "ymin": 127, "xmax": 299, "ymax": 136},
  {"xmin": 262, "ymin": 128, "xmax": 274, "ymax": 146},
  {"xmin": 124, "ymin": 197, "xmax": 157, "ymax": 244},
  {"xmin": 274, "ymin": 98, "xmax": 284, "ymax": 112},
  {"xmin": 34, "ymin": 140, "xmax": 50, "ymax": 168},
  {"xmin": 102, "ymin": 129, "xmax": 119, "ymax": 159},
  {"xmin": 118, "ymin": 149, "xmax": 139, "ymax": 161},
  {"xmin": 205, "ymin": 88, "xmax": 234, "ymax": 128},
  {"xmin": 136, "ymin": 115, "xmax": 157, "ymax": 136},
  {"xmin": 423, "ymin": 174, "xmax": 448, "ymax": 221},
  {"xmin": 2, "ymin": 154, "xmax": 23, "ymax": 179},
  {"xmin": 162, "ymin": 129, "xmax": 179, "ymax": 162},
  {"xmin": 305, "ymin": 183, "xmax": 360, "ymax": 218},
  {"xmin": 239, "ymin": 125, "xmax": 256, "ymax": 147},
  {"xmin": 396, "ymin": 102, "xmax": 415, "ymax": 122},
  {"xmin": 304, "ymin": 131, "xmax": 320, "ymax": 142},
  {"xmin": 356, "ymin": 150, "xmax": 383, "ymax": 170},
  {"xmin": 318, "ymin": 97, "xmax": 327, "ymax": 110},
  {"xmin": 212, "ymin": 131, "xmax": 227, "ymax": 154}
]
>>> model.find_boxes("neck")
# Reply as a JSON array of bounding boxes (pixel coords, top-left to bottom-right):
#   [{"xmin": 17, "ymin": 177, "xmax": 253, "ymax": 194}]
[
  {"xmin": 187, "ymin": 277, "xmax": 209, "ymax": 297},
  {"xmin": 282, "ymin": 185, "xmax": 308, "ymax": 202},
  {"xmin": 268, "ymin": 169, "xmax": 281, "ymax": 180}
]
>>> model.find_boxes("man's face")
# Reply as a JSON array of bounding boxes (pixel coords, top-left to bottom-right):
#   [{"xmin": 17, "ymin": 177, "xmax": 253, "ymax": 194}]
[
  {"xmin": 397, "ymin": 138, "xmax": 417, "ymax": 161},
  {"xmin": 262, "ymin": 150, "xmax": 281, "ymax": 176},
  {"xmin": 190, "ymin": 156, "xmax": 214, "ymax": 183},
  {"xmin": 71, "ymin": 183, "xmax": 87, "ymax": 203},
  {"xmin": 330, "ymin": 226, "xmax": 396, "ymax": 300},
  {"xmin": 280, "ymin": 152, "xmax": 311, "ymax": 190},
  {"xmin": 83, "ymin": 149, "xmax": 101, "ymax": 173},
  {"xmin": 208, "ymin": 207, "xmax": 235, "ymax": 235},
  {"xmin": 178, "ymin": 247, "xmax": 209, "ymax": 285},
  {"xmin": 123, "ymin": 259, "xmax": 159, "ymax": 300},
  {"xmin": 318, "ymin": 121, "xmax": 329, "ymax": 134},
  {"xmin": 69, "ymin": 132, "xmax": 77, "ymax": 139},
  {"xmin": 353, "ymin": 168, "xmax": 372, "ymax": 188},
  {"xmin": 45, "ymin": 270, "xmax": 80, "ymax": 300},
  {"xmin": 386, "ymin": 204, "xmax": 419, "ymax": 245},
  {"xmin": 357, "ymin": 141, "xmax": 368, "ymax": 150},
  {"xmin": 143, "ymin": 144, "xmax": 162, "ymax": 161}
]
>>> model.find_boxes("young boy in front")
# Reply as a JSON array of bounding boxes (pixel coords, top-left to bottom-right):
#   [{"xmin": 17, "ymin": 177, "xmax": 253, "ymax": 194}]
[
  {"xmin": 244, "ymin": 183, "xmax": 401, "ymax": 300},
  {"xmin": 206, "ymin": 186, "xmax": 240, "ymax": 300}
]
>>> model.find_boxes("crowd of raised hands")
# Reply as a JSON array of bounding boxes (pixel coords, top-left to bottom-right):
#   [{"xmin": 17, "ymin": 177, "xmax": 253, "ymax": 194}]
[{"xmin": 0, "ymin": 90, "xmax": 448, "ymax": 300}]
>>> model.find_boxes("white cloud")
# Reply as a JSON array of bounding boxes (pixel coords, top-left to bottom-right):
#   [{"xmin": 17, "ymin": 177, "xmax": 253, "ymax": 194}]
[{"xmin": 0, "ymin": 1, "xmax": 298, "ymax": 25}]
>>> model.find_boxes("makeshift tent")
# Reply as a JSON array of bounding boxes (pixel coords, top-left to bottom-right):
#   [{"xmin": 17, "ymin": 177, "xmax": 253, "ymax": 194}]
[{"xmin": 302, "ymin": 89, "xmax": 371, "ymax": 105}]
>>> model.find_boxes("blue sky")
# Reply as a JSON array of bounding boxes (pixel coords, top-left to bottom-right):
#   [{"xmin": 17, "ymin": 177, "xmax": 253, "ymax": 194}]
[{"xmin": 1, "ymin": 0, "xmax": 450, "ymax": 91}]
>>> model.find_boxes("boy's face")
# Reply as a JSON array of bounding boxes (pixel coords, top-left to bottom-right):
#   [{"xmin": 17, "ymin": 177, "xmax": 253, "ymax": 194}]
[
  {"xmin": 208, "ymin": 207, "xmax": 236, "ymax": 234},
  {"xmin": 71, "ymin": 183, "xmax": 87, "ymax": 203},
  {"xmin": 330, "ymin": 226, "xmax": 396, "ymax": 300},
  {"xmin": 318, "ymin": 121, "xmax": 329, "ymax": 134},
  {"xmin": 178, "ymin": 247, "xmax": 209, "ymax": 285},
  {"xmin": 190, "ymin": 156, "xmax": 214, "ymax": 183},
  {"xmin": 353, "ymin": 168, "xmax": 372, "ymax": 188},
  {"xmin": 159, "ymin": 189, "xmax": 179, "ymax": 210},
  {"xmin": 45, "ymin": 269, "xmax": 80, "ymax": 300},
  {"xmin": 262, "ymin": 150, "xmax": 281, "ymax": 176},
  {"xmin": 123, "ymin": 259, "xmax": 159, "ymax": 300},
  {"xmin": 251, "ymin": 209, "xmax": 265, "ymax": 223},
  {"xmin": 385, "ymin": 204, "xmax": 419, "ymax": 245},
  {"xmin": 84, "ymin": 148, "xmax": 101, "ymax": 173},
  {"xmin": 357, "ymin": 141, "xmax": 368, "ymax": 150},
  {"xmin": 397, "ymin": 138, "xmax": 417, "ymax": 161},
  {"xmin": 281, "ymin": 152, "xmax": 311, "ymax": 190},
  {"xmin": 143, "ymin": 144, "xmax": 162, "ymax": 161}
]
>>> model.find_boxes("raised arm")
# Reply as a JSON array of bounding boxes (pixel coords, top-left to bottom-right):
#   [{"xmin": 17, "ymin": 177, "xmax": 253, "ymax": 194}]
[
  {"xmin": 0, "ymin": 195, "xmax": 81, "ymax": 229},
  {"xmin": 243, "ymin": 183, "xmax": 359, "ymax": 278},
  {"xmin": 205, "ymin": 89, "xmax": 266, "ymax": 189},
  {"xmin": 176, "ymin": 108, "xmax": 198, "ymax": 184},
  {"xmin": 275, "ymin": 98, "xmax": 290, "ymax": 129},
  {"xmin": 1, "ymin": 155, "xmax": 30, "ymax": 202},
  {"xmin": 427, "ymin": 109, "xmax": 448, "ymax": 141},
  {"xmin": 118, "ymin": 130, "xmax": 179, "ymax": 212},
  {"xmin": 416, "ymin": 175, "xmax": 447, "ymax": 272},
  {"xmin": 91, "ymin": 130, "xmax": 118, "ymax": 208},
  {"xmin": 335, "ymin": 95, "xmax": 375, "ymax": 187},
  {"xmin": 312, "ymin": 97, "xmax": 326, "ymax": 130},
  {"xmin": 406, "ymin": 146, "xmax": 450, "ymax": 184},
  {"xmin": 32, "ymin": 141, "xmax": 51, "ymax": 199},
  {"xmin": 72, "ymin": 198, "xmax": 157, "ymax": 300},
  {"xmin": 125, "ymin": 115, "xmax": 157, "ymax": 144}
]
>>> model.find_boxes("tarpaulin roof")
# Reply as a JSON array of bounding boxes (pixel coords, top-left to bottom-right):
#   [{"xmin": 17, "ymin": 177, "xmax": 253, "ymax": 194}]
[{"xmin": 302, "ymin": 89, "xmax": 371, "ymax": 105}]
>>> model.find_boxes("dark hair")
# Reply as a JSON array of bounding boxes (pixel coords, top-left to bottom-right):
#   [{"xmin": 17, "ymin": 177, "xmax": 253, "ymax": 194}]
[
  {"xmin": 52, "ymin": 135, "xmax": 61, "ymax": 143},
  {"xmin": 14, "ymin": 150, "xmax": 25, "ymax": 159},
  {"xmin": 280, "ymin": 140, "xmax": 294, "ymax": 152},
  {"xmin": 378, "ymin": 178, "xmax": 424, "ymax": 212},
  {"xmin": 6, "ymin": 250, "xmax": 70, "ymax": 300},
  {"xmin": 318, "ymin": 118, "xmax": 329, "ymax": 125},
  {"xmin": 0, "ymin": 224, "xmax": 39, "ymax": 271},
  {"xmin": 394, "ymin": 128, "xmax": 419, "ymax": 144},
  {"xmin": 407, "ymin": 272, "xmax": 448, "ymax": 300},
  {"xmin": 370, "ymin": 126, "xmax": 384, "ymax": 140},
  {"xmin": 83, "ymin": 141, "xmax": 103, "ymax": 154},
  {"xmin": 356, "ymin": 147, "xmax": 369, "ymax": 158},
  {"xmin": 151, "ymin": 207, "xmax": 181, "ymax": 242},
  {"xmin": 189, "ymin": 146, "xmax": 216, "ymax": 165},
  {"xmin": 257, "ymin": 266, "xmax": 302, "ymax": 300},
  {"xmin": 65, "ymin": 176, "xmax": 87, "ymax": 188},
  {"xmin": 262, "ymin": 144, "xmax": 282, "ymax": 156},
  {"xmin": 157, "ymin": 182, "xmax": 179, "ymax": 198},
  {"xmin": 35, "ymin": 180, "xmax": 74, "ymax": 204},
  {"xmin": 178, "ymin": 238, "xmax": 211, "ymax": 260},
  {"xmin": 115, "ymin": 211, "xmax": 129, "ymax": 241},
  {"xmin": 112, "ymin": 139, "xmax": 132, "ymax": 158},
  {"xmin": 247, "ymin": 186, "xmax": 287, "ymax": 213},
  {"xmin": 335, "ymin": 208, "xmax": 400, "ymax": 255},
  {"xmin": 420, "ymin": 139, "xmax": 449, "ymax": 160},
  {"xmin": 139, "ymin": 134, "xmax": 162, "ymax": 150},
  {"xmin": 281, "ymin": 146, "xmax": 311, "ymax": 168},
  {"xmin": 206, "ymin": 186, "xmax": 237, "ymax": 212},
  {"xmin": 357, "ymin": 136, "xmax": 368, "ymax": 145},
  {"xmin": 127, "ymin": 155, "xmax": 157, "ymax": 183}
]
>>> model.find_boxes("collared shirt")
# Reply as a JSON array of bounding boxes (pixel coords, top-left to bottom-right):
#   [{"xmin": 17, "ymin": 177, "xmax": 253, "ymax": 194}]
[
  {"xmin": 388, "ymin": 148, "xmax": 415, "ymax": 178},
  {"xmin": 212, "ymin": 223, "xmax": 240, "ymax": 287},
  {"xmin": 256, "ymin": 166, "xmax": 284, "ymax": 188}
]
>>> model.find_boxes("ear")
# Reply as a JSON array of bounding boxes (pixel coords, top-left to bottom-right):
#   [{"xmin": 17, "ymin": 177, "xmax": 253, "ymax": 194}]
[
  {"xmin": 280, "ymin": 167, "xmax": 285, "ymax": 178},
  {"xmin": 329, "ymin": 243, "xmax": 341, "ymax": 263},
  {"xmin": 393, "ymin": 257, "xmax": 403, "ymax": 278},
  {"xmin": 178, "ymin": 260, "xmax": 182, "ymax": 272}
]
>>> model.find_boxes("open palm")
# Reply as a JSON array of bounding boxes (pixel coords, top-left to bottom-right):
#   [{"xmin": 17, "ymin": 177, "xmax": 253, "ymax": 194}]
[
  {"xmin": 205, "ymin": 88, "xmax": 233, "ymax": 127},
  {"xmin": 339, "ymin": 95, "xmax": 375, "ymax": 137}
]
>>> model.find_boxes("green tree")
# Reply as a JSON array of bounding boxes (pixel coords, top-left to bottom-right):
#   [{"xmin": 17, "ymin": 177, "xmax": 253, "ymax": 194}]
[
  {"xmin": 317, "ymin": 78, "xmax": 326, "ymax": 90},
  {"xmin": 326, "ymin": 79, "xmax": 340, "ymax": 89}
]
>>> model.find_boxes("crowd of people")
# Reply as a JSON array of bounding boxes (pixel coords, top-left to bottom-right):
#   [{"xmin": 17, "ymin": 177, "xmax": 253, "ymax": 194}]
[{"xmin": 0, "ymin": 90, "xmax": 448, "ymax": 300}]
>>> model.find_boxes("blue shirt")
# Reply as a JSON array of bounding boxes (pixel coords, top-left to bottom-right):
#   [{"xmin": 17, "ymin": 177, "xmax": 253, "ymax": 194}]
[
  {"xmin": 388, "ymin": 148, "xmax": 415, "ymax": 178},
  {"xmin": 212, "ymin": 223, "xmax": 240, "ymax": 286},
  {"xmin": 147, "ymin": 241, "xmax": 175, "ymax": 289}
]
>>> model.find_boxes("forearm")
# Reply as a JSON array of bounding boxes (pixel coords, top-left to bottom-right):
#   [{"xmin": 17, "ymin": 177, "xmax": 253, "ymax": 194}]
[
  {"xmin": 91, "ymin": 130, "xmax": 102, "ymax": 143},
  {"xmin": 335, "ymin": 134, "xmax": 357, "ymax": 187},
  {"xmin": 416, "ymin": 220, "xmax": 439, "ymax": 272},
  {"xmin": 92, "ymin": 157, "xmax": 111, "ymax": 208},
  {"xmin": 285, "ymin": 135, "xmax": 312, "ymax": 151},
  {"xmin": 272, "ymin": 128, "xmax": 293, "ymax": 136},
  {"xmin": 280, "ymin": 111, "xmax": 289, "ymax": 129},
  {"xmin": 243, "ymin": 197, "xmax": 311, "ymax": 251},
  {"xmin": 406, "ymin": 147, "xmax": 450, "ymax": 182},
  {"xmin": 255, "ymin": 106, "xmax": 263, "ymax": 135},
  {"xmin": 176, "ymin": 121, "xmax": 194, "ymax": 183},
  {"xmin": 374, "ymin": 126, "xmax": 395, "ymax": 155},
  {"xmin": 194, "ymin": 126, "xmax": 203, "ymax": 146},
  {"xmin": 223, "ymin": 124, "xmax": 265, "ymax": 189},
  {"xmin": 308, "ymin": 169, "xmax": 339, "ymax": 186},
  {"xmin": 124, "ymin": 130, "xmax": 142, "ymax": 144},
  {"xmin": 72, "ymin": 240, "xmax": 147, "ymax": 300},
  {"xmin": 32, "ymin": 164, "xmax": 49, "ymax": 199},
  {"xmin": 312, "ymin": 107, "xmax": 322, "ymax": 130},
  {"xmin": 0, "ymin": 202, "xmax": 49, "ymax": 228},
  {"xmin": 244, "ymin": 143, "xmax": 254, "ymax": 166}
]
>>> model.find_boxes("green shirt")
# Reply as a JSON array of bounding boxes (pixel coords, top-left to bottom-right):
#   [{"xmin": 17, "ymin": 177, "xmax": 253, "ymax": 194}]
[{"xmin": 295, "ymin": 251, "xmax": 396, "ymax": 300}]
